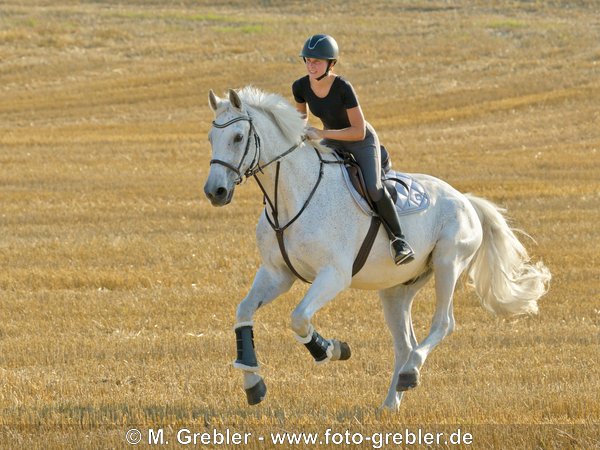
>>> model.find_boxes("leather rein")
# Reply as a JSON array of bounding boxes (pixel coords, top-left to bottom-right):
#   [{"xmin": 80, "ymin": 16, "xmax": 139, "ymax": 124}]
[{"xmin": 210, "ymin": 114, "xmax": 342, "ymax": 283}]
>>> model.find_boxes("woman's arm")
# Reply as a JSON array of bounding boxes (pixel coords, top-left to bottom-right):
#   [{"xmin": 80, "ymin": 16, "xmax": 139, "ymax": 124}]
[
  {"xmin": 295, "ymin": 102, "xmax": 308, "ymax": 122},
  {"xmin": 310, "ymin": 105, "xmax": 366, "ymax": 141}
]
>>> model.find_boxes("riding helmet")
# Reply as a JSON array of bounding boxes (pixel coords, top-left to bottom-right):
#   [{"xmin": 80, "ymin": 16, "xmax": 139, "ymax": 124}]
[{"xmin": 299, "ymin": 34, "xmax": 339, "ymax": 61}]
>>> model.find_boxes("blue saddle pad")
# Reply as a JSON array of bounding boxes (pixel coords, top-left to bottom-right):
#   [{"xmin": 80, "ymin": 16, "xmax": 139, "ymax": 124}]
[{"xmin": 384, "ymin": 171, "xmax": 430, "ymax": 216}]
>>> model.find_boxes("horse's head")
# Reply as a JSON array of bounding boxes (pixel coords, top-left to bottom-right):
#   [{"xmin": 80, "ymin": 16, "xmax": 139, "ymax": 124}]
[{"xmin": 204, "ymin": 89, "xmax": 259, "ymax": 206}]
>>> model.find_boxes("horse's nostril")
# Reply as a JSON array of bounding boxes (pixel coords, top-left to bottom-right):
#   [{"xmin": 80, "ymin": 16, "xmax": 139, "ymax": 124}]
[{"xmin": 216, "ymin": 187, "xmax": 227, "ymax": 198}]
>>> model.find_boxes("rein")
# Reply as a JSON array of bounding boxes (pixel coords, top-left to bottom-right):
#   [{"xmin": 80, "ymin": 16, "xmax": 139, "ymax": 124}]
[
  {"xmin": 254, "ymin": 147, "xmax": 342, "ymax": 284},
  {"xmin": 210, "ymin": 112, "xmax": 342, "ymax": 283}
]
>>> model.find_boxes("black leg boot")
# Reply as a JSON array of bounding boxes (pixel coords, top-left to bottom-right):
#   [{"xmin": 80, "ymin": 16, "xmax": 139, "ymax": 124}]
[{"xmin": 374, "ymin": 192, "xmax": 415, "ymax": 265}]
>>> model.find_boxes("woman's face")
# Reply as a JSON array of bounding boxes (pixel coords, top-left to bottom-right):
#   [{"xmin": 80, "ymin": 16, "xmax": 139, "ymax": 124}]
[{"xmin": 305, "ymin": 58, "xmax": 328, "ymax": 79}]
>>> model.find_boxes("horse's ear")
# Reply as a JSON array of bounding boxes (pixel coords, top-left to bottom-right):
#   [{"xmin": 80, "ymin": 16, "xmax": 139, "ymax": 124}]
[
  {"xmin": 228, "ymin": 89, "xmax": 243, "ymax": 111},
  {"xmin": 208, "ymin": 89, "xmax": 221, "ymax": 113}
]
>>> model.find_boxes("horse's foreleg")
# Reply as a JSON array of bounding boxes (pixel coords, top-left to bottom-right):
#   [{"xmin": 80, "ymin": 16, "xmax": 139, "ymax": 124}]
[
  {"xmin": 290, "ymin": 266, "xmax": 350, "ymax": 364},
  {"xmin": 379, "ymin": 271, "xmax": 431, "ymax": 410},
  {"xmin": 234, "ymin": 266, "xmax": 295, "ymax": 405}
]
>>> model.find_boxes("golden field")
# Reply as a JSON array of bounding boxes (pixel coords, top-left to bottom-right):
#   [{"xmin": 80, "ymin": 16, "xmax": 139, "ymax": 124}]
[{"xmin": 1, "ymin": 1, "xmax": 599, "ymax": 448}]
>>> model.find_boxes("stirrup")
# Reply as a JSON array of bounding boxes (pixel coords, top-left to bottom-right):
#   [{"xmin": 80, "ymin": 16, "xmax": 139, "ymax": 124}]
[{"xmin": 390, "ymin": 237, "xmax": 414, "ymax": 265}]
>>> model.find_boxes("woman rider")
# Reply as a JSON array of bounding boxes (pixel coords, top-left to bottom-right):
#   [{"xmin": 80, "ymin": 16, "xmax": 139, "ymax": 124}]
[{"xmin": 292, "ymin": 34, "xmax": 414, "ymax": 265}]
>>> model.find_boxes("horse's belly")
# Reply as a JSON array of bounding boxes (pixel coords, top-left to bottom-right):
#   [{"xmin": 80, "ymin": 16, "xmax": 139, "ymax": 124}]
[{"xmin": 350, "ymin": 253, "xmax": 430, "ymax": 290}]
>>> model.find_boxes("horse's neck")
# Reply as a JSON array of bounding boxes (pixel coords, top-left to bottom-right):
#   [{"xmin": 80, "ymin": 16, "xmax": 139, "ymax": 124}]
[{"xmin": 254, "ymin": 134, "xmax": 320, "ymax": 221}]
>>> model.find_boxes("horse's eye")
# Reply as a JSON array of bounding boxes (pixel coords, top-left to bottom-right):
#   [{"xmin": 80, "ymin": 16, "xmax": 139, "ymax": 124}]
[{"xmin": 234, "ymin": 133, "xmax": 244, "ymax": 143}]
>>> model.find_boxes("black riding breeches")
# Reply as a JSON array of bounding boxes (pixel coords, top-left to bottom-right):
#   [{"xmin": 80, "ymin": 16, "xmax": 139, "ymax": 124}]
[{"xmin": 323, "ymin": 122, "xmax": 384, "ymax": 202}]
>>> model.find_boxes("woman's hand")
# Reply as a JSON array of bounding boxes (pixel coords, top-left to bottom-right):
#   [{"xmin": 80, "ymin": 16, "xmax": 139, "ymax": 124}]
[{"xmin": 305, "ymin": 127, "xmax": 322, "ymax": 140}]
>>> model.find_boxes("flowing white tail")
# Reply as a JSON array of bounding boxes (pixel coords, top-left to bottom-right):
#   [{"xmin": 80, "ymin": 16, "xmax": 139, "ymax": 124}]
[{"xmin": 466, "ymin": 194, "xmax": 551, "ymax": 317}]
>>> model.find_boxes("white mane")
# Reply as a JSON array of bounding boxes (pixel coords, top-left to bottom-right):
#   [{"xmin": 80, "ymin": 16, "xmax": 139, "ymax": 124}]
[
  {"xmin": 234, "ymin": 86, "xmax": 330, "ymax": 155},
  {"xmin": 237, "ymin": 86, "xmax": 305, "ymax": 143}
]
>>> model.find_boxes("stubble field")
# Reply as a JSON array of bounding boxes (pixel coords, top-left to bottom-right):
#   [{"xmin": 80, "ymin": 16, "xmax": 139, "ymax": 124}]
[{"xmin": 1, "ymin": 1, "xmax": 599, "ymax": 448}]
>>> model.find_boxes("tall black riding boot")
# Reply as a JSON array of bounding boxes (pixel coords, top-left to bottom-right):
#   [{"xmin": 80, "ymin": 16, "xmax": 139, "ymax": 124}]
[{"xmin": 374, "ymin": 192, "xmax": 415, "ymax": 265}]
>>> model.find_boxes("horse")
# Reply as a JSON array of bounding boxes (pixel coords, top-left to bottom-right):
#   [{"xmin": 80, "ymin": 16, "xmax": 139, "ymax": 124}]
[{"xmin": 203, "ymin": 86, "xmax": 551, "ymax": 410}]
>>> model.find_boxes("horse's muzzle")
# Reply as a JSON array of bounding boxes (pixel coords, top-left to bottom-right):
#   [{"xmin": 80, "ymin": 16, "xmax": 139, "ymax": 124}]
[{"xmin": 204, "ymin": 183, "xmax": 233, "ymax": 206}]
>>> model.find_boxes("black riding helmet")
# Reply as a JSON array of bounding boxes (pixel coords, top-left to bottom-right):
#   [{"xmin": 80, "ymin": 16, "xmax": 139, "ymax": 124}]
[{"xmin": 299, "ymin": 34, "xmax": 339, "ymax": 81}]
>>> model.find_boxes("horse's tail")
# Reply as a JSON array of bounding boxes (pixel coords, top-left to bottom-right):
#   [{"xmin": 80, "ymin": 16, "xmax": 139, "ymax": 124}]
[{"xmin": 465, "ymin": 194, "xmax": 551, "ymax": 317}]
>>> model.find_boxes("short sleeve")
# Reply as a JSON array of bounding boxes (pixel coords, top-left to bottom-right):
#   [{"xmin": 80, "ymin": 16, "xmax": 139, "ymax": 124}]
[
  {"xmin": 339, "ymin": 78, "xmax": 359, "ymax": 109},
  {"xmin": 292, "ymin": 78, "xmax": 306, "ymax": 103}
]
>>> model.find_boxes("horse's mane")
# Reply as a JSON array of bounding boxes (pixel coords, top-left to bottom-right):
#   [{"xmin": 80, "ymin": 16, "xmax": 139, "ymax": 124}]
[
  {"xmin": 237, "ymin": 86, "xmax": 304, "ymax": 142},
  {"xmin": 236, "ymin": 86, "xmax": 332, "ymax": 153}
]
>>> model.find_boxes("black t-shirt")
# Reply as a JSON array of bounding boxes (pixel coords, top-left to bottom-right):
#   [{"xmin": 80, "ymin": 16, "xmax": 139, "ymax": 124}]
[{"xmin": 292, "ymin": 75, "xmax": 359, "ymax": 130}]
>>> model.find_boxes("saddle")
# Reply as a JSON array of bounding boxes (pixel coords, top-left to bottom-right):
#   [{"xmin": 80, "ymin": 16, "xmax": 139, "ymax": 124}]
[
  {"xmin": 333, "ymin": 145, "xmax": 430, "ymax": 277},
  {"xmin": 341, "ymin": 145, "xmax": 397, "ymax": 210},
  {"xmin": 338, "ymin": 146, "xmax": 429, "ymax": 217}
]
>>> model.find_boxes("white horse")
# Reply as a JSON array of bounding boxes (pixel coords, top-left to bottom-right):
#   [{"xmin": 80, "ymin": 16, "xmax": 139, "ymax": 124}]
[{"xmin": 203, "ymin": 86, "xmax": 551, "ymax": 410}]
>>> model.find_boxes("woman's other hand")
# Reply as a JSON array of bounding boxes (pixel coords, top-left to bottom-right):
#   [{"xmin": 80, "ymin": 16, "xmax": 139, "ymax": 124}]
[{"xmin": 305, "ymin": 127, "xmax": 322, "ymax": 140}]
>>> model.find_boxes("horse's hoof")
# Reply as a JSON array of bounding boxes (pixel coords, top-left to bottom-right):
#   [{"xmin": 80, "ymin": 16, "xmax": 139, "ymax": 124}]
[
  {"xmin": 330, "ymin": 340, "xmax": 351, "ymax": 361},
  {"xmin": 396, "ymin": 371, "xmax": 420, "ymax": 392},
  {"xmin": 245, "ymin": 378, "xmax": 267, "ymax": 405},
  {"xmin": 339, "ymin": 341, "xmax": 351, "ymax": 360}
]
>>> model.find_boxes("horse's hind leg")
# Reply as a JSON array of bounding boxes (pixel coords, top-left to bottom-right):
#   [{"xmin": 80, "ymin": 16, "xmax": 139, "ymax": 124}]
[
  {"xmin": 380, "ymin": 271, "xmax": 432, "ymax": 410},
  {"xmin": 290, "ymin": 265, "xmax": 351, "ymax": 364},
  {"xmin": 234, "ymin": 265, "xmax": 295, "ymax": 405},
  {"xmin": 398, "ymin": 227, "xmax": 479, "ymax": 391}
]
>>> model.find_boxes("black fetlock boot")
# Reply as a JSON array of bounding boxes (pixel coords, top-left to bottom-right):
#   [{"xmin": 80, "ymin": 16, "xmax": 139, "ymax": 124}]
[{"xmin": 374, "ymin": 192, "xmax": 415, "ymax": 265}]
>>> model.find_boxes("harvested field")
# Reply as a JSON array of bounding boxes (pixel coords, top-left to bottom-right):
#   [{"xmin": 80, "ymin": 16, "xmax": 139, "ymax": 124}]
[{"xmin": 0, "ymin": 1, "xmax": 599, "ymax": 448}]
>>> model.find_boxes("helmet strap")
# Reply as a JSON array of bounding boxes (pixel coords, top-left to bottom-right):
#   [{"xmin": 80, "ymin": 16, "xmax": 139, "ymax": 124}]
[{"xmin": 315, "ymin": 60, "xmax": 333, "ymax": 81}]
